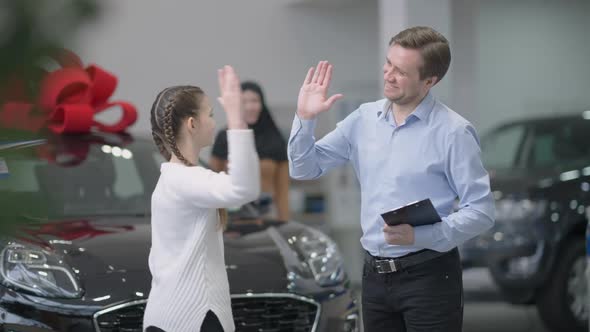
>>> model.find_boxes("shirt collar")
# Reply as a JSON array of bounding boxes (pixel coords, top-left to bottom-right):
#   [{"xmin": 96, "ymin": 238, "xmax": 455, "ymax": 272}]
[
  {"xmin": 378, "ymin": 100, "xmax": 391, "ymax": 120},
  {"xmin": 411, "ymin": 92, "xmax": 435, "ymax": 121},
  {"xmin": 377, "ymin": 92, "xmax": 436, "ymax": 122}
]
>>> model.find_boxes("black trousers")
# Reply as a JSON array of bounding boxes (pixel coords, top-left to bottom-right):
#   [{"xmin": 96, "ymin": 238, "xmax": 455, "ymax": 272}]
[
  {"xmin": 145, "ymin": 310, "xmax": 224, "ymax": 332},
  {"xmin": 362, "ymin": 248, "xmax": 463, "ymax": 332}
]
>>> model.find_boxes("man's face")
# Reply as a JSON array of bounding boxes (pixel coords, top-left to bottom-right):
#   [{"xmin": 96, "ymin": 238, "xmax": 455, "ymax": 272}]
[{"xmin": 383, "ymin": 44, "xmax": 436, "ymax": 105}]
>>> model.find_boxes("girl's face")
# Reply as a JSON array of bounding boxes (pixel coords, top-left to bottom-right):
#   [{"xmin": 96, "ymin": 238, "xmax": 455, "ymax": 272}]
[
  {"xmin": 187, "ymin": 96, "xmax": 217, "ymax": 148},
  {"xmin": 242, "ymin": 90, "xmax": 263, "ymax": 125}
]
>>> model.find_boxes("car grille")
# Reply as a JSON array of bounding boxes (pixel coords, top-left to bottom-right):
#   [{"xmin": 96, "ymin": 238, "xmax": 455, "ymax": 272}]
[
  {"xmin": 232, "ymin": 296, "xmax": 319, "ymax": 332},
  {"xmin": 94, "ymin": 295, "xmax": 320, "ymax": 332},
  {"xmin": 94, "ymin": 300, "xmax": 145, "ymax": 332}
]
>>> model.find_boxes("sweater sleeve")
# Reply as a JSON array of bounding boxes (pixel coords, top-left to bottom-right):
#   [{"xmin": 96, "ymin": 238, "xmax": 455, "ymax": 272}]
[{"xmin": 171, "ymin": 129, "xmax": 260, "ymax": 208}]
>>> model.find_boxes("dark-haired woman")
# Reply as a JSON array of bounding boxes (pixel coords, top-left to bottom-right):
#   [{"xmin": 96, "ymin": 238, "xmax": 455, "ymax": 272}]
[{"xmin": 210, "ymin": 81, "xmax": 289, "ymax": 221}]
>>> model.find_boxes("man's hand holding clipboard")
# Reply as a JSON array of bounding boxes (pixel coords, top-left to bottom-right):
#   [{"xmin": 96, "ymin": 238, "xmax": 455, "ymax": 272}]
[{"xmin": 381, "ymin": 198, "xmax": 442, "ymax": 246}]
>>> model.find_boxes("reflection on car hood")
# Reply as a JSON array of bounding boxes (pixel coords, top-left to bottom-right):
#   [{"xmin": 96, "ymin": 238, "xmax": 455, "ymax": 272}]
[{"xmin": 8, "ymin": 217, "xmax": 310, "ymax": 306}]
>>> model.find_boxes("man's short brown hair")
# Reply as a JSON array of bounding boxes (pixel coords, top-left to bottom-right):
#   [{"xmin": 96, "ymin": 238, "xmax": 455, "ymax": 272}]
[{"xmin": 389, "ymin": 26, "xmax": 451, "ymax": 83}]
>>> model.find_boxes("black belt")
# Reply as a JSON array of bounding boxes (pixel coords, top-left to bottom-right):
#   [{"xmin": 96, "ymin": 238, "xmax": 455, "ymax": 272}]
[{"xmin": 365, "ymin": 248, "xmax": 455, "ymax": 274}]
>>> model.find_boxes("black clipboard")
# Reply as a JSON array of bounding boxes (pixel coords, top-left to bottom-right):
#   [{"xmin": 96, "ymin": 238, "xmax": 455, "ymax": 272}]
[{"xmin": 381, "ymin": 198, "xmax": 442, "ymax": 227}]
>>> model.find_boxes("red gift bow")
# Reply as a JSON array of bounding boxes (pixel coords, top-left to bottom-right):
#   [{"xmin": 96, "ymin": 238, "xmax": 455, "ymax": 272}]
[{"xmin": 0, "ymin": 49, "xmax": 137, "ymax": 134}]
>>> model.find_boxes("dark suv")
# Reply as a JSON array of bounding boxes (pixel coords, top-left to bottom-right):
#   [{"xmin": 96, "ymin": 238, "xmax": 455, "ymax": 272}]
[{"xmin": 461, "ymin": 111, "xmax": 590, "ymax": 332}]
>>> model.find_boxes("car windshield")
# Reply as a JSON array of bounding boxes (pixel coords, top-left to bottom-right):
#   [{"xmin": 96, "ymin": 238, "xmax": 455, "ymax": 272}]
[{"xmin": 0, "ymin": 135, "xmax": 162, "ymax": 220}]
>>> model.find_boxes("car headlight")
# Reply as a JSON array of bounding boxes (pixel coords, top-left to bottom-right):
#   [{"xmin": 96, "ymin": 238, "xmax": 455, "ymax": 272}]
[
  {"xmin": 495, "ymin": 198, "xmax": 546, "ymax": 222},
  {"xmin": 0, "ymin": 240, "xmax": 83, "ymax": 298},
  {"xmin": 292, "ymin": 228, "xmax": 345, "ymax": 287}
]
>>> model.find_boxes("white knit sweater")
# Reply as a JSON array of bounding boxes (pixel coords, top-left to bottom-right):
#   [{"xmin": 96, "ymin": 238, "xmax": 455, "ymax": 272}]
[{"xmin": 143, "ymin": 130, "xmax": 260, "ymax": 332}]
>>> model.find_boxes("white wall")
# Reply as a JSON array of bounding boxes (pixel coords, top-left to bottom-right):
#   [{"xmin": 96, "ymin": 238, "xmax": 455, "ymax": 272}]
[
  {"xmin": 72, "ymin": 0, "xmax": 379, "ymax": 138},
  {"xmin": 71, "ymin": 0, "xmax": 590, "ymax": 152},
  {"xmin": 475, "ymin": 0, "xmax": 590, "ymax": 133},
  {"xmin": 450, "ymin": 0, "xmax": 479, "ymax": 128}
]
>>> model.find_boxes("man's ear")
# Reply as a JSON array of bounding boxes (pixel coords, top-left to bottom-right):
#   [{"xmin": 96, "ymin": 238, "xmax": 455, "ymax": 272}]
[{"xmin": 426, "ymin": 76, "xmax": 439, "ymax": 88}]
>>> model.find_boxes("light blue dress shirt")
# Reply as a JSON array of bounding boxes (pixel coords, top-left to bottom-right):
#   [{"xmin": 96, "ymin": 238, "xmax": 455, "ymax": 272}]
[{"xmin": 288, "ymin": 92, "xmax": 495, "ymax": 257}]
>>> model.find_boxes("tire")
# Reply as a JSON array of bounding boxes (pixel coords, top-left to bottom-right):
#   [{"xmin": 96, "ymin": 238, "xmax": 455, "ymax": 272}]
[{"xmin": 536, "ymin": 238, "xmax": 588, "ymax": 332}]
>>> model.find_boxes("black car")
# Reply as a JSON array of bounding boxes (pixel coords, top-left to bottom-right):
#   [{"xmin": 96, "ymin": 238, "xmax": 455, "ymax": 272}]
[
  {"xmin": 0, "ymin": 133, "xmax": 359, "ymax": 332},
  {"xmin": 461, "ymin": 111, "xmax": 590, "ymax": 332}
]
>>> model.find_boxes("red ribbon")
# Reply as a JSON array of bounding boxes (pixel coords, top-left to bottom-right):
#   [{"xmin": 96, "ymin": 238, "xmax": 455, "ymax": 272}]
[{"xmin": 0, "ymin": 50, "xmax": 137, "ymax": 134}]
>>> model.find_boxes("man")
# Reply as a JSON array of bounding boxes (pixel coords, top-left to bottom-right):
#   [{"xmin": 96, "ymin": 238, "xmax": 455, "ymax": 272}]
[{"xmin": 288, "ymin": 26, "xmax": 495, "ymax": 332}]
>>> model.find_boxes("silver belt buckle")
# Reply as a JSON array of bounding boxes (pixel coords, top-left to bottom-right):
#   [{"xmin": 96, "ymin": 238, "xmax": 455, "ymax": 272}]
[{"xmin": 375, "ymin": 259, "xmax": 397, "ymax": 273}]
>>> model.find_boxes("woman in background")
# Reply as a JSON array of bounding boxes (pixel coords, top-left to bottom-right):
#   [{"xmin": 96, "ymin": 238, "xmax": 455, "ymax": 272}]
[{"xmin": 210, "ymin": 81, "xmax": 290, "ymax": 221}]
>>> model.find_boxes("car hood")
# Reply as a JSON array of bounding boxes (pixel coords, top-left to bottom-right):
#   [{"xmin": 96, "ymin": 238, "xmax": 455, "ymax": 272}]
[{"xmin": 5, "ymin": 216, "xmax": 314, "ymax": 307}]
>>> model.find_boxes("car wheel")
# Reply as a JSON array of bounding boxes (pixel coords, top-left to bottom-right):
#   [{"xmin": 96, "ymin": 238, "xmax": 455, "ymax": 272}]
[{"xmin": 536, "ymin": 238, "xmax": 588, "ymax": 332}]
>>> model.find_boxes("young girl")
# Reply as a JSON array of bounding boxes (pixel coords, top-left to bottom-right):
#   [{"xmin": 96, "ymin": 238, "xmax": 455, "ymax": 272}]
[{"xmin": 143, "ymin": 66, "xmax": 260, "ymax": 332}]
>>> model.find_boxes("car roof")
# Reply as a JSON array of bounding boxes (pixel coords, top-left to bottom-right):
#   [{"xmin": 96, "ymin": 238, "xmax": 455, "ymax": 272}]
[
  {"xmin": 486, "ymin": 111, "xmax": 590, "ymax": 134},
  {"xmin": 497, "ymin": 111, "xmax": 588, "ymax": 126}
]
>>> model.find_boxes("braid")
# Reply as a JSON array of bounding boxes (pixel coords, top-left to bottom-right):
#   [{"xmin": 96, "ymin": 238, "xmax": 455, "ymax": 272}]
[
  {"xmin": 157, "ymin": 87, "xmax": 228, "ymax": 230},
  {"xmin": 152, "ymin": 132, "xmax": 171, "ymax": 161},
  {"xmin": 150, "ymin": 88, "xmax": 171, "ymax": 161},
  {"xmin": 163, "ymin": 94, "xmax": 193, "ymax": 167}
]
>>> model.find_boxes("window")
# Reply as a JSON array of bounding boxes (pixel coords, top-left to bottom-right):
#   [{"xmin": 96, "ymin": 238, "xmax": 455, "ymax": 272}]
[
  {"xmin": 112, "ymin": 151, "xmax": 144, "ymax": 199},
  {"xmin": 0, "ymin": 140, "xmax": 160, "ymax": 218},
  {"xmin": 530, "ymin": 120, "xmax": 590, "ymax": 169},
  {"xmin": 481, "ymin": 124, "xmax": 527, "ymax": 169}
]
